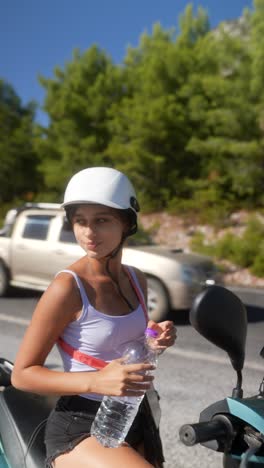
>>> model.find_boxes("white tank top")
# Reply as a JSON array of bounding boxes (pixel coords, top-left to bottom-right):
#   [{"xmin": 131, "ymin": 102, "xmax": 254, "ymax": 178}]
[{"xmin": 56, "ymin": 266, "xmax": 147, "ymax": 401}]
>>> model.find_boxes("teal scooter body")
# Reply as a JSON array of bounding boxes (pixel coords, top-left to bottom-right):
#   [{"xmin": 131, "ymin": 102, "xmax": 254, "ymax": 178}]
[
  {"xmin": 198, "ymin": 396, "xmax": 264, "ymax": 465},
  {"xmin": 227, "ymin": 397, "xmax": 264, "ymax": 464},
  {"xmin": 227, "ymin": 397, "xmax": 264, "ymax": 435},
  {"xmin": 0, "ymin": 440, "xmax": 9, "ymax": 468}
]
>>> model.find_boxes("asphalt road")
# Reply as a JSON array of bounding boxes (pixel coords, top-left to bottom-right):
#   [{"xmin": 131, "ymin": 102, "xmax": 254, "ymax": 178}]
[
  {"xmin": 229, "ymin": 285, "xmax": 264, "ymax": 309},
  {"xmin": 0, "ymin": 289, "xmax": 263, "ymax": 468}
]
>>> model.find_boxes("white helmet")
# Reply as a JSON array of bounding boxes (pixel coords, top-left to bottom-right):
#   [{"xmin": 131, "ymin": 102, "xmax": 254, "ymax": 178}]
[{"xmin": 62, "ymin": 167, "xmax": 140, "ymax": 235}]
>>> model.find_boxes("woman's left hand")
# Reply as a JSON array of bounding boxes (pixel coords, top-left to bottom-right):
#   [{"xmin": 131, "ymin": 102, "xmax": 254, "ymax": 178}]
[{"xmin": 147, "ymin": 320, "xmax": 177, "ymax": 352}]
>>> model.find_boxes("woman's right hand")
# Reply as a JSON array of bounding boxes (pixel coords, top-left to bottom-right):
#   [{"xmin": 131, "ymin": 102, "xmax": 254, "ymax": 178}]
[{"xmin": 90, "ymin": 359, "xmax": 155, "ymax": 397}]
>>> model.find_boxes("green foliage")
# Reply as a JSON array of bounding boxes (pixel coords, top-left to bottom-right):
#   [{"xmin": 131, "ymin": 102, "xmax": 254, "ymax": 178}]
[
  {"xmin": 214, "ymin": 232, "xmax": 238, "ymax": 261},
  {"xmin": 0, "ymin": 80, "xmax": 41, "ymax": 202},
  {"xmin": 191, "ymin": 216, "xmax": 264, "ymax": 277},
  {"xmin": 233, "ymin": 216, "xmax": 264, "ymax": 267},
  {"xmin": 250, "ymin": 0, "xmax": 264, "ymax": 100},
  {"xmin": 32, "ymin": 3, "xmax": 264, "ymax": 213},
  {"xmin": 178, "ymin": 4, "xmax": 210, "ymax": 46},
  {"xmin": 190, "ymin": 231, "xmax": 215, "ymax": 256},
  {"xmin": 2, "ymin": 2, "xmax": 264, "ymax": 223},
  {"xmin": 36, "ymin": 46, "xmax": 122, "ymax": 197},
  {"xmin": 251, "ymin": 241, "xmax": 264, "ymax": 276},
  {"xmin": 3, "ymin": 3, "xmax": 264, "ymax": 280},
  {"xmin": 126, "ymin": 223, "xmax": 154, "ymax": 246}
]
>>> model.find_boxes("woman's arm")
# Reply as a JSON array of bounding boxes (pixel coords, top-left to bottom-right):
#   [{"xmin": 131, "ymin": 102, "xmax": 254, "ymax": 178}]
[
  {"xmin": 11, "ymin": 273, "xmax": 154, "ymax": 396},
  {"xmin": 12, "ymin": 273, "xmax": 88, "ymax": 394}
]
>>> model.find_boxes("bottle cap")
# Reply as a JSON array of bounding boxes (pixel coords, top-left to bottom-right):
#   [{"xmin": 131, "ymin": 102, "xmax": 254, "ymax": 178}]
[{"xmin": 145, "ymin": 327, "xmax": 158, "ymax": 338}]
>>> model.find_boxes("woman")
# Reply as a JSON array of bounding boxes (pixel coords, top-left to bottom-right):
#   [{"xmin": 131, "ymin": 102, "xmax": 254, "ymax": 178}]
[{"xmin": 12, "ymin": 167, "xmax": 176, "ymax": 468}]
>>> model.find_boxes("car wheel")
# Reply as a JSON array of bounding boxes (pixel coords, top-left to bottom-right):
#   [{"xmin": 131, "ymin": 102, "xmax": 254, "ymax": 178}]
[
  {"xmin": 0, "ymin": 261, "xmax": 10, "ymax": 297},
  {"xmin": 147, "ymin": 277, "xmax": 169, "ymax": 322}
]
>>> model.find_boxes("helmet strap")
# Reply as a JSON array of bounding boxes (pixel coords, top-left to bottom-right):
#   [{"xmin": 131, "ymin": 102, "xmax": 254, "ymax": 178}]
[{"xmin": 105, "ymin": 234, "xmax": 134, "ymax": 311}]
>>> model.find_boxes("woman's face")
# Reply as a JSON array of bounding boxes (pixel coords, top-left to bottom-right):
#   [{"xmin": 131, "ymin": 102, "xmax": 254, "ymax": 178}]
[{"xmin": 71, "ymin": 204, "xmax": 128, "ymax": 258}]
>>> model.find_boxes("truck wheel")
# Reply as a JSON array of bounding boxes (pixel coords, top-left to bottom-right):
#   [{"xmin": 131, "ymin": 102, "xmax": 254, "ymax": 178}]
[
  {"xmin": 0, "ymin": 261, "xmax": 10, "ymax": 297},
  {"xmin": 147, "ymin": 277, "xmax": 169, "ymax": 322}
]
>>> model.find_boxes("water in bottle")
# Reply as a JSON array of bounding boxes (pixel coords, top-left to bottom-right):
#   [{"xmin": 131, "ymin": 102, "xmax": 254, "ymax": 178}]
[{"xmin": 90, "ymin": 328, "xmax": 159, "ymax": 448}]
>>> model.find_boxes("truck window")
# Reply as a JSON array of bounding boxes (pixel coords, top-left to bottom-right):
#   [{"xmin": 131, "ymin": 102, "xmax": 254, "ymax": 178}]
[
  {"xmin": 22, "ymin": 215, "xmax": 54, "ymax": 240},
  {"xmin": 59, "ymin": 220, "xmax": 77, "ymax": 244}
]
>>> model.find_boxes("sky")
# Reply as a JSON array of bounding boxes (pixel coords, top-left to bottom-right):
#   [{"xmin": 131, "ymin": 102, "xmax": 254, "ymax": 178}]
[{"xmin": 1, "ymin": 0, "xmax": 254, "ymax": 125}]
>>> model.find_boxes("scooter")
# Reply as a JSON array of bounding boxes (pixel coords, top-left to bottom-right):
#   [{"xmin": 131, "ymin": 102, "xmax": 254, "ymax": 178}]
[
  {"xmin": 0, "ymin": 359, "xmax": 57, "ymax": 467},
  {"xmin": 179, "ymin": 285, "xmax": 264, "ymax": 467}
]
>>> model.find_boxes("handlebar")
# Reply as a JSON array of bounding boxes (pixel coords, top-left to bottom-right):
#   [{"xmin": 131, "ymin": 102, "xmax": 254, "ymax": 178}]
[{"xmin": 179, "ymin": 417, "xmax": 233, "ymax": 446}]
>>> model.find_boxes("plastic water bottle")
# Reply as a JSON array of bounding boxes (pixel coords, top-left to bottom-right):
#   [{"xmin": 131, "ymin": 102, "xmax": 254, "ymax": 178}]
[{"xmin": 90, "ymin": 327, "xmax": 159, "ymax": 448}]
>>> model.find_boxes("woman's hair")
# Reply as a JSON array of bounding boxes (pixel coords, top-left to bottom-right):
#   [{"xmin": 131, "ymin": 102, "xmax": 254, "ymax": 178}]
[{"xmin": 65, "ymin": 205, "xmax": 78, "ymax": 224}]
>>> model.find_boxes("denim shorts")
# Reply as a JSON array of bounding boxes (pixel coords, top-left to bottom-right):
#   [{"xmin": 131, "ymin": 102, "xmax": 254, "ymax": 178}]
[{"xmin": 44, "ymin": 394, "xmax": 164, "ymax": 467}]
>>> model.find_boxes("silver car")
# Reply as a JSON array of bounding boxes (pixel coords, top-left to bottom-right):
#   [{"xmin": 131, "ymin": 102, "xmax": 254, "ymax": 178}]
[{"xmin": 0, "ymin": 204, "xmax": 221, "ymax": 321}]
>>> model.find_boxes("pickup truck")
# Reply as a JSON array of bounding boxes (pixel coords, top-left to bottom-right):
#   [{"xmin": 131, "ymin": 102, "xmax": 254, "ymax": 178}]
[{"xmin": 0, "ymin": 204, "xmax": 221, "ymax": 321}]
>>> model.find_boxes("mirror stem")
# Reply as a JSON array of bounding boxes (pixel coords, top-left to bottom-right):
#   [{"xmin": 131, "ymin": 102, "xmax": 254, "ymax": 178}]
[
  {"xmin": 259, "ymin": 377, "xmax": 264, "ymax": 397},
  {"xmin": 232, "ymin": 370, "xmax": 243, "ymax": 398}
]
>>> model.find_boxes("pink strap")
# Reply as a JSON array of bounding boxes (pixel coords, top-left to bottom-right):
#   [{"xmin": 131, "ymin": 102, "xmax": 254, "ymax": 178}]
[
  {"xmin": 57, "ymin": 337, "xmax": 107, "ymax": 369},
  {"xmin": 58, "ymin": 267, "xmax": 148, "ymax": 369},
  {"xmin": 124, "ymin": 267, "xmax": 149, "ymax": 325}
]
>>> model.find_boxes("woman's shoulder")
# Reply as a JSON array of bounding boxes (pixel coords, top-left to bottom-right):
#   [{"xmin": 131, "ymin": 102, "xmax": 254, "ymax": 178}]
[
  {"xmin": 55, "ymin": 258, "xmax": 87, "ymax": 283},
  {"xmin": 56, "ymin": 262, "xmax": 94, "ymax": 299},
  {"xmin": 48, "ymin": 269, "xmax": 81, "ymax": 302},
  {"xmin": 32, "ymin": 269, "xmax": 83, "ymax": 326}
]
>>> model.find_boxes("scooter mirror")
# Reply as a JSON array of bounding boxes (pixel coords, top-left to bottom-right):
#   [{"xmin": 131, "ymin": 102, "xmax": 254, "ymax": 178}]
[{"xmin": 190, "ymin": 285, "xmax": 247, "ymax": 372}]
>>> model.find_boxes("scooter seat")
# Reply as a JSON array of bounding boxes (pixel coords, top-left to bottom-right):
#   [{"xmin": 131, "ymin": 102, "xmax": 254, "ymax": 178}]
[{"xmin": 0, "ymin": 386, "xmax": 57, "ymax": 468}]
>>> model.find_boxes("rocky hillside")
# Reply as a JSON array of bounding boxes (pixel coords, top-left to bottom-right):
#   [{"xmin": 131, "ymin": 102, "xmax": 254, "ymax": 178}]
[{"xmin": 139, "ymin": 210, "xmax": 264, "ymax": 288}]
